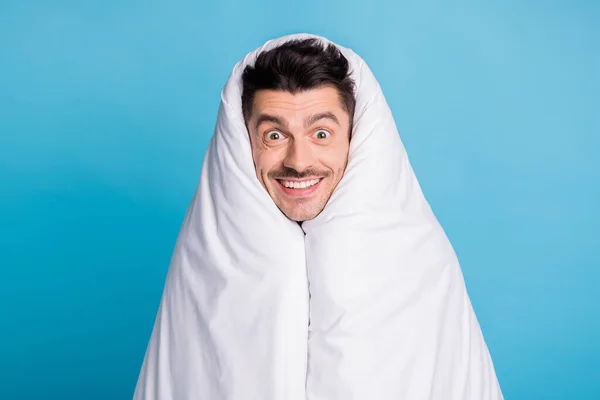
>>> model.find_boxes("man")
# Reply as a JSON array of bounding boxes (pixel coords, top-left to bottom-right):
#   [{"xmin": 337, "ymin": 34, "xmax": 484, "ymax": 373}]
[
  {"xmin": 134, "ymin": 34, "xmax": 503, "ymax": 399},
  {"xmin": 241, "ymin": 38, "xmax": 355, "ymax": 222}
]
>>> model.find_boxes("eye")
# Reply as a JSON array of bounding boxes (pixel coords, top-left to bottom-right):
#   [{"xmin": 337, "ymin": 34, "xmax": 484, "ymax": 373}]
[
  {"xmin": 313, "ymin": 129, "xmax": 331, "ymax": 140},
  {"xmin": 265, "ymin": 130, "xmax": 284, "ymax": 141}
]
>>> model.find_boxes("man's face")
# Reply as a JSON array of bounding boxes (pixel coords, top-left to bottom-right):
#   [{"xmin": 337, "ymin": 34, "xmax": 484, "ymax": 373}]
[{"xmin": 247, "ymin": 86, "xmax": 352, "ymax": 222}]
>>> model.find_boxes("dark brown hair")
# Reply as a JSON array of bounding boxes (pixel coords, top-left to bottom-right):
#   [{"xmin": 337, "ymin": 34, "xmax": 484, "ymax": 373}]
[{"xmin": 241, "ymin": 38, "xmax": 356, "ymax": 128}]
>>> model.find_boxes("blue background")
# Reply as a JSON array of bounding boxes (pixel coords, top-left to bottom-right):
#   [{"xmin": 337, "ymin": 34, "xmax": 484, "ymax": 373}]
[{"xmin": 1, "ymin": 1, "xmax": 598, "ymax": 399}]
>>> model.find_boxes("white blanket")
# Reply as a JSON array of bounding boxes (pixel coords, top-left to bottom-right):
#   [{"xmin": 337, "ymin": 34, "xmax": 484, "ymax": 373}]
[{"xmin": 133, "ymin": 33, "xmax": 503, "ymax": 400}]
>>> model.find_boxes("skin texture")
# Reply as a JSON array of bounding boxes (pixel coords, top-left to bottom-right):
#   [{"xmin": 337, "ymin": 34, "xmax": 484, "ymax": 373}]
[{"xmin": 246, "ymin": 86, "xmax": 352, "ymax": 222}]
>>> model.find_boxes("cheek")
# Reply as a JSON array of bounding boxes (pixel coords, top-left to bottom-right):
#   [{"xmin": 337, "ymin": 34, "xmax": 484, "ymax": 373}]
[
  {"xmin": 316, "ymin": 144, "xmax": 349, "ymax": 173},
  {"xmin": 253, "ymin": 150, "xmax": 281, "ymax": 177}
]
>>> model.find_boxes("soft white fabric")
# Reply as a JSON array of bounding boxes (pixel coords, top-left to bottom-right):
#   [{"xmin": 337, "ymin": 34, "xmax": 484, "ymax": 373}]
[{"xmin": 133, "ymin": 33, "xmax": 503, "ymax": 400}]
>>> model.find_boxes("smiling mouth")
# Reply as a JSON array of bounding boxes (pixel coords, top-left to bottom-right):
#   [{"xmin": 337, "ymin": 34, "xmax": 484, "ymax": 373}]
[{"xmin": 276, "ymin": 178, "xmax": 323, "ymax": 197}]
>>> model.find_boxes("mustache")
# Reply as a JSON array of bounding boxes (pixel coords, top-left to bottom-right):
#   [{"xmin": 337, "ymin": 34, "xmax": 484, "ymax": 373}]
[{"xmin": 268, "ymin": 166, "xmax": 330, "ymax": 180}]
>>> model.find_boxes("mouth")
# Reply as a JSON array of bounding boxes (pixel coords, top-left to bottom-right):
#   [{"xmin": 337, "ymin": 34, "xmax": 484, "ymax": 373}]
[{"xmin": 275, "ymin": 177, "xmax": 323, "ymax": 198}]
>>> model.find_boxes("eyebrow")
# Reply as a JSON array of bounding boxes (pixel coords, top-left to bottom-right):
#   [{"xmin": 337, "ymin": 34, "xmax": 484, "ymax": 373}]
[
  {"xmin": 254, "ymin": 114, "xmax": 287, "ymax": 132},
  {"xmin": 254, "ymin": 111, "xmax": 340, "ymax": 132},
  {"xmin": 304, "ymin": 112, "xmax": 340, "ymax": 129}
]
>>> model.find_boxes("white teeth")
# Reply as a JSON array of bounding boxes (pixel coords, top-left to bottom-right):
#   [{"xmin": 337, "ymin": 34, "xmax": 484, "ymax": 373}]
[{"xmin": 280, "ymin": 179, "xmax": 321, "ymax": 189}]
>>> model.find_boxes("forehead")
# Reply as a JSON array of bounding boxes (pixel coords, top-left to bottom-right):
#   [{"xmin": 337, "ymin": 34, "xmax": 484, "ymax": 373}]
[{"xmin": 252, "ymin": 86, "xmax": 346, "ymax": 118}]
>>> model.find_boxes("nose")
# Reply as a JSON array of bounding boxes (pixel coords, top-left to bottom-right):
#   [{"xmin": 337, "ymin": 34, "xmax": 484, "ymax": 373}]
[{"xmin": 283, "ymin": 138, "xmax": 316, "ymax": 173}]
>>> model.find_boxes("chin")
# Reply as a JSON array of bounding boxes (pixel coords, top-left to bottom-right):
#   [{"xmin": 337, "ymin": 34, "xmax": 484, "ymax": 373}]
[
  {"xmin": 280, "ymin": 202, "xmax": 324, "ymax": 222},
  {"xmin": 266, "ymin": 176, "xmax": 335, "ymax": 222},
  {"xmin": 281, "ymin": 209, "xmax": 312, "ymax": 222}
]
